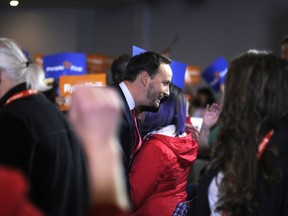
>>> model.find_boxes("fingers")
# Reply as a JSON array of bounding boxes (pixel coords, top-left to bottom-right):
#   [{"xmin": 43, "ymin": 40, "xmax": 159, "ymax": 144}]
[
  {"xmin": 191, "ymin": 132, "xmax": 199, "ymax": 141},
  {"xmin": 185, "ymin": 124, "xmax": 200, "ymax": 141},
  {"xmin": 186, "ymin": 124, "xmax": 200, "ymax": 133},
  {"xmin": 69, "ymin": 86, "xmax": 123, "ymax": 145},
  {"xmin": 206, "ymin": 103, "xmax": 221, "ymax": 113}
]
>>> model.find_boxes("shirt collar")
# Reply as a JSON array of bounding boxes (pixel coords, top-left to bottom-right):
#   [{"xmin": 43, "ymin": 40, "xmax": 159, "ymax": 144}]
[{"xmin": 119, "ymin": 81, "xmax": 135, "ymax": 111}]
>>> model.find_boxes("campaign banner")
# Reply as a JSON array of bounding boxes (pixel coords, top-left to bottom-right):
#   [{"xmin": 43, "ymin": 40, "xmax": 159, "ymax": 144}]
[
  {"xmin": 201, "ymin": 57, "xmax": 228, "ymax": 92},
  {"xmin": 132, "ymin": 45, "xmax": 146, "ymax": 56},
  {"xmin": 86, "ymin": 54, "xmax": 105, "ymax": 74},
  {"xmin": 86, "ymin": 54, "xmax": 116, "ymax": 74},
  {"xmin": 104, "ymin": 55, "xmax": 116, "ymax": 71},
  {"xmin": 59, "ymin": 73, "xmax": 106, "ymax": 111},
  {"xmin": 43, "ymin": 52, "xmax": 87, "ymax": 79},
  {"xmin": 34, "ymin": 53, "xmax": 43, "ymax": 68},
  {"xmin": 170, "ymin": 60, "xmax": 186, "ymax": 90},
  {"xmin": 23, "ymin": 50, "xmax": 29, "ymax": 58},
  {"xmin": 132, "ymin": 45, "xmax": 187, "ymax": 90},
  {"xmin": 185, "ymin": 66, "xmax": 201, "ymax": 85}
]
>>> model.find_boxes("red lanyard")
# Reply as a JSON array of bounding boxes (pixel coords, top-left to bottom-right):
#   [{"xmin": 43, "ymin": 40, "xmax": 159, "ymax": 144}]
[
  {"xmin": 257, "ymin": 130, "xmax": 274, "ymax": 160},
  {"xmin": 4, "ymin": 89, "xmax": 38, "ymax": 106}
]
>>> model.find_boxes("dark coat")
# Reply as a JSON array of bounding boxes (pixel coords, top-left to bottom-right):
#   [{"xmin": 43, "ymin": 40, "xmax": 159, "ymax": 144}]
[
  {"xmin": 112, "ymin": 85, "xmax": 136, "ymax": 171},
  {"xmin": 0, "ymin": 83, "xmax": 89, "ymax": 216}
]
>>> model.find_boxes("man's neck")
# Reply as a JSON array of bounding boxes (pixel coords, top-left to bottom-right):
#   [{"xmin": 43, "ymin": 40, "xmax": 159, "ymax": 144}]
[
  {"xmin": 123, "ymin": 80, "xmax": 141, "ymax": 107},
  {"xmin": 120, "ymin": 81, "xmax": 136, "ymax": 110}
]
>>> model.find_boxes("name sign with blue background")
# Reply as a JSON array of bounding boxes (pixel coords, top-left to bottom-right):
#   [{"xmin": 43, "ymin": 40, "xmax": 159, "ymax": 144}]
[
  {"xmin": 43, "ymin": 52, "xmax": 87, "ymax": 79},
  {"xmin": 22, "ymin": 50, "xmax": 29, "ymax": 58},
  {"xmin": 201, "ymin": 57, "xmax": 228, "ymax": 92},
  {"xmin": 132, "ymin": 46, "xmax": 187, "ymax": 90}
]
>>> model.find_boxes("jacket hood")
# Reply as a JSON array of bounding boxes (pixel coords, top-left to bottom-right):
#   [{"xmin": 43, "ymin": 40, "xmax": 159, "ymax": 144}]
[{"xmin": 148, "ymin": 133, "xmax": 198, "ymax": 166}]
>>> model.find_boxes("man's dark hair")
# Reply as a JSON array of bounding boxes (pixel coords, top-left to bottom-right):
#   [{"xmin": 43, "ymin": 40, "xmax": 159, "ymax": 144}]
[
  {"xmin": 124, "ymin": 51, "xmax": 171, "ymax": 82},
  {"xmin": 281, "ymin": 35, "xmax": 288, "ymax": 46}
]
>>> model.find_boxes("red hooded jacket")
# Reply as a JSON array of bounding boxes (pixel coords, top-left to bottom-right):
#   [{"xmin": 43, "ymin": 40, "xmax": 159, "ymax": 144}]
[{"xmin": 129, "ymin": 131, "xmax": 198, "ymax": 216}]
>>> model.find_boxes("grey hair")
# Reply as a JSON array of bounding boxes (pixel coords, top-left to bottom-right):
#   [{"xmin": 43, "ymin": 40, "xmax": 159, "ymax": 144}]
[{"xmin": 0, "ymin": 38, "xmax": 49, "ymax": 91}]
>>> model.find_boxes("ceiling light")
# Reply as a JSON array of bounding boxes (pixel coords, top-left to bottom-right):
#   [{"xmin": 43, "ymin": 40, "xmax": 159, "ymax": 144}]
[{"xmin": 10, "ymin": 0, "xmax": 19, "ymax": 7}]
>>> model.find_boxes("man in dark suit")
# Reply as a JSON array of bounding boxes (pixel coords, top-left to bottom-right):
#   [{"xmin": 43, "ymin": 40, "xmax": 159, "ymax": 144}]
[{"xmin": 114, "ymin": 51, "xmax": 173, "ymax": 175}]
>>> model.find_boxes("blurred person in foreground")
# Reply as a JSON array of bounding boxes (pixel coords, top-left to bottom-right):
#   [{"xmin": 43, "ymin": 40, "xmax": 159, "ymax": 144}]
[
  {"xmin": 0, "ymin": 38, "xmax": 89, "ymax": 216},
  {"xmin": 0, "ymin": 86, "xmax": 131, "ymax": 216},
  {"xmin": 129, "ymin": 84, "xmax": 198, "ymax": 216},
  {"xmin": 69, "ymin": 86, "xmax": 130, "ymax": 216},
  {"xmin": 193, "ymin": 50, "xmax": 288, "ymax": 216}
]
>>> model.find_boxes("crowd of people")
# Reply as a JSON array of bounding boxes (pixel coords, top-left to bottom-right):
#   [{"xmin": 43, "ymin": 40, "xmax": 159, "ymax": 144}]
[{"xmin": 0, "ymin": 36, "xmax": 287, "ymax": 216}]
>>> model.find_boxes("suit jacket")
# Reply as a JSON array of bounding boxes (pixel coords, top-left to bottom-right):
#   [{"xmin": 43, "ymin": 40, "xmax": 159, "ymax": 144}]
[
  {"xmin": 112, "ymin": 85, "xmax": 136, "ymax": 171},
  {"xmin": 0, "ymin": 83, "xmax": 89, "ymax": 216}
]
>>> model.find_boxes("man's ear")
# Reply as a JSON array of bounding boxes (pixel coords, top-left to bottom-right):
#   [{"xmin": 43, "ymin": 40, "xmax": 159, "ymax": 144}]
[{"xmin": 139, "ymin": 71, "xmax": 150, "ymax": 87}]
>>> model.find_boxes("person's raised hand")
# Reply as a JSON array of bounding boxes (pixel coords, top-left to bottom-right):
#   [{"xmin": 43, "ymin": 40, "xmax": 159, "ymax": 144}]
[
  {"xmin": 69, "ymin": 86, "xmax": 122, "ymax": 145},
  {"xmin": 69, "ymin": 86, "xmax": 128, "ymax": 209},
  {"xmin": 202, "ymin": 103, "xmax": 221, "ymax": 129}
]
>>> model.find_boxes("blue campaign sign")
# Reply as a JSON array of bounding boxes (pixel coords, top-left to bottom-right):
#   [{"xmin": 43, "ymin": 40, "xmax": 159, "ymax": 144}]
[
  {"xmin": 132, "ymin": 45, "xmax": 146, "ymax": 56},
  {"xmin": 201, "ymin": 57, "xmax": 228, "ymax": 92},
  {"xmin": 43, "ymin": 52, "xmax": 87, "ymax": 79},
  {"xmin": 169, "ymin": 60, "xmax": 186, "ymax": 90},
  {"xmin": 22, "ymin": 50, "xmax": 29, "ymax": 58},
  {"xmin": 132, "ymin": 45, "xmax": 186, "ymax": 90}
]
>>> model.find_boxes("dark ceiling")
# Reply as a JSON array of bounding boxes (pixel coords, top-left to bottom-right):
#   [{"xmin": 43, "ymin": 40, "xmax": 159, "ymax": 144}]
[
  {"xmin": 0, "ymin": 0, "xmax": 206, "ymax": 8},
  {"xmin": 0, "ymin": 0, "xmax": 162, "ymax": 8}
]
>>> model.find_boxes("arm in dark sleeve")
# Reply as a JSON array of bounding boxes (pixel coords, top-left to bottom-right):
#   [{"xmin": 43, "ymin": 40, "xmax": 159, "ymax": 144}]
[{"xmin": 0, "ymin": 113, "xmax": 31, "ymax": 171}]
